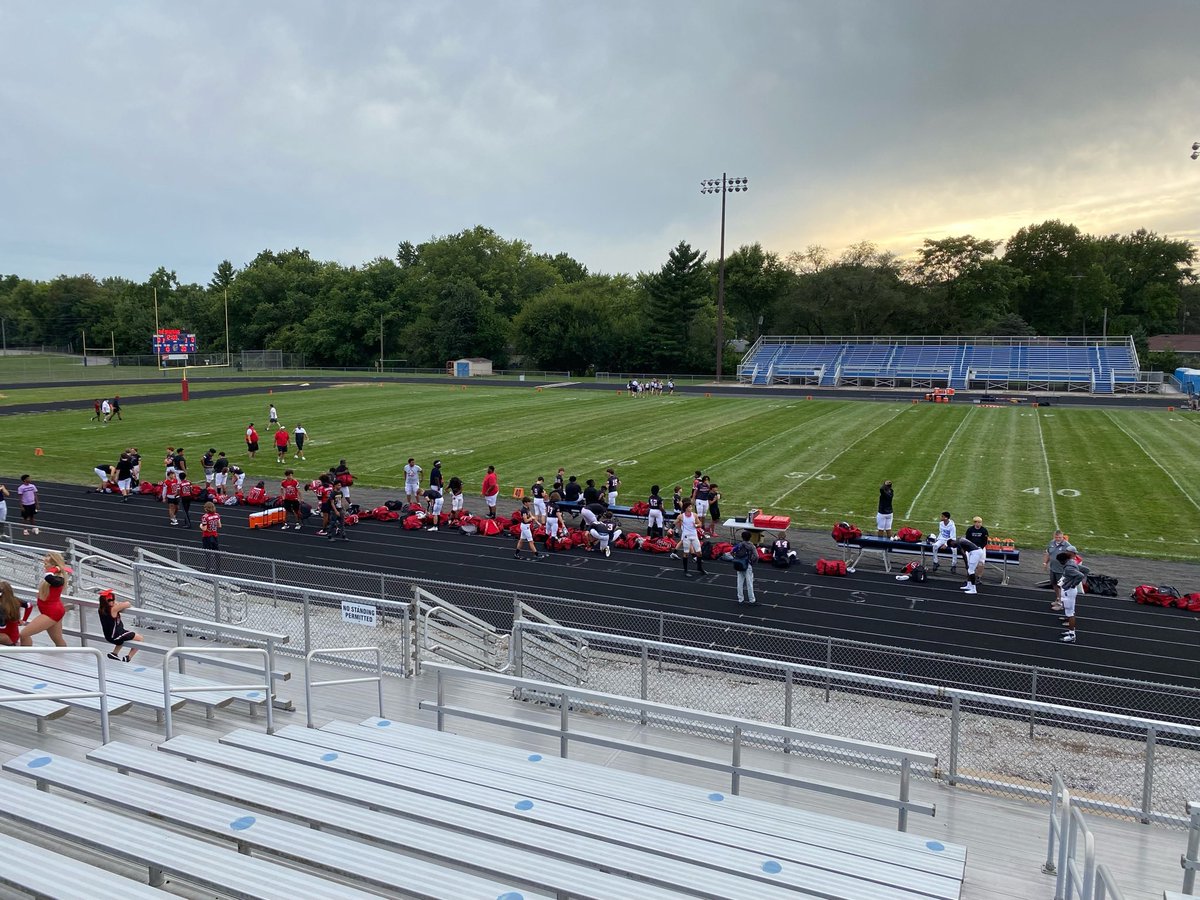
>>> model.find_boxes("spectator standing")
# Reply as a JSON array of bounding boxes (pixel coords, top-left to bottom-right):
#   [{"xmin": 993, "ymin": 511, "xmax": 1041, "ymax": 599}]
[
  {"xmin": 672, "ymin": 501, "xmax": 707, "ymax": 577},
  {"xmin": 877, "ymin": 481, "xmax": 894, "ymax": 538},
  {"xmin": 694, "ymin": 476, "xmax": 712, "ymax": 521},
  {"xmin": 163, "ymin": 446, "xmax": 178, "ymax": 479},
  {"xmin": 1057, "ymin": 552, "xmax": 1089, "ymax": 644},
  {"xmin": 582, "ymin": 479, "xmax": 600, "ymax": 506},
  {"xmin": 514, "ymin": 497, "xmax": 541, "ymax": 560},
  {"xmin": 404, "ymin": 458, "xmax": 422, "ymax": 505},
  {"xmin": 646, "ymin": 485, "xmax": 665, "ymax": 538},
  {"xmin": 929, "ymin": 512, "xmax": 958, "ymax": 571},
  {"xmin": 178, "ymin": 474, "xmax": 195, "ymax": 527},
  {"xmin": 604, "ymin": 468, "xmax": 620, "ymax": 506},
  {"xmin": 964, "ymin": 516, "xmax": 989, "ymax": 580},
  {"xmin": 19, "ymin": 552, "xmax": 69, "ymax": 647},
  {"xmin": 199, "ymin": 502, "xmax": 222, "ymax": 573},
  {"xmin": 280, "ymin": 470, "xmax": 302, "ymax": 530},
  {"xmin": 292, "ymin": 423, "xmax": 307, "ymax": 460},
  {"xmin": 314, "ymin": 474, "xmax": 334, "ymax": 535},
  {"xmin": 129, "ymin": 448, "xmax": 141, "ymax": 482},
  {"xmin": 672, "ymin": 485, "xmax": 683, "ymax": 515},
  {"xmin": 552, "ymin": 468, "xmax": 565, "ymax": 495},
  {"xmin": 115, "ymin": 453, "xmax": 134, "ymax": 502},
  {"xmin": 545, "ymin": 492, "xmax": 563, "ymax": 547},
  {"xmin": 334, "ymin": 459, "xmax": 353, "ymax": 502},
  {"xmin": 162, "ymin": 470, "xmax": 182, "ymax": 525},
  {"xmin": 531, "ymin": 476, "xmax": 546, "ymax": 521},
  {"xmin": 274, "ymin": 425, "xmax": 289, "ymax": 463},
  {"xmin": 429, "ymin": 459, "xmax": 443, "ymax": 491},
  {"xmin": 18, "ymin": 474, "xmax": 39, "ymax": 535},
  {"xmin": 955, "ymin": 537, "xmax": 985, "ymax": 594},
  {"xmin": 172, "ymin": 448, "xmax": 187, "ymax": 481},
  {"xmin": 1044, "ymin": 530, "xmax": 1077, "ymax": 611},
  {"xmin": 212, "ymin": 452, "xmax": 229, "ymax": 495},
  {"xmin": 245, "ymin": 423, "xmax": 259, "ymax": 459},
  {"xmin": 448, "ymin": 476, "xmax": 464, "ymax": 516},
  {"xmin": 563, "ymin": 476, "xmax": 582, "ymax": 505},
  {"xmin": 202, "ymin": 449, "xmax": 216, "ymax": 487},
  {"xmin": 731, "ymin": 530, "xmax": 758, "ymax": 605},
  {"xmin": 98, "ymin": 589, "xmax": 142, "ymax": 661},
  {"xmin": 481, "ymin": 466, "xmax": 499, "ymax": 519},
  {"xmin": 327, "ymin": 489, "xmax": 349, "ymax": 542},
  {"xmin": 110, "ymin": 395, "xmax": 122, "ymax": 421}
]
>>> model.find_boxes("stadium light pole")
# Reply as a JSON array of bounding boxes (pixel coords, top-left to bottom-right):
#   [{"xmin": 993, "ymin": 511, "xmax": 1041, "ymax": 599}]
[{"xmin": 701, "ymin": 174, "xmax": 748, "ymax": 382}]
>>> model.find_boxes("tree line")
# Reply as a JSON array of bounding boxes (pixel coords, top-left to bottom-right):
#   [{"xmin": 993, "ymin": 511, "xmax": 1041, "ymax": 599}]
[{"xmin": 1, "ymin": 220, "xmax": 1196, "ymax": 374}]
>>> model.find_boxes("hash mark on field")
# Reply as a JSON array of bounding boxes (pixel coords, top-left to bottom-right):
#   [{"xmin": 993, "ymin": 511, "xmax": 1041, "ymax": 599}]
[
  {"xmin": 770, "ymin": 405, "xmax": 910, "ymax": 506},
  {"xmin": 904, "ymin": 407, "xmax": 975, "ymax": 519},
  {"xmin": 1034, "ymin": 409, "xmax": 1059, "ymax": 529},
  {"xmin": 1103, "ymin": 411, "xmax": 1200, "ymax": 514}
]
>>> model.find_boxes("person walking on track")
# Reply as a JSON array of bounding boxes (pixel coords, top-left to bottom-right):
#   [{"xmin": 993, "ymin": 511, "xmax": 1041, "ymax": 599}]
[
  {"xmin": 199, "ymin": 501, "xmax": 222, "ymax": 573},
  {"xmin": 731, "ymin": 530, "xmax": 758, "ymax": 605},
  {"xmin": 672, "ymin": 501, "xmax": 707, "ymax": 577}
]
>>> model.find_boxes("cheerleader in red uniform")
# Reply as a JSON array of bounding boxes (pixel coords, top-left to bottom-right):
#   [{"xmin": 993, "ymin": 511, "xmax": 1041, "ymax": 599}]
[
  {"xmin": 0, "ymin": 581, "xmax": 22, "ymax": 646},
  {"xmin": 20, "ymin": 552, "xmax": 70, "ymax": 647}
]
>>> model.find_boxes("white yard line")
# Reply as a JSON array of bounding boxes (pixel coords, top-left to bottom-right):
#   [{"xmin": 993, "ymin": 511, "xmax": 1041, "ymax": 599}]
[
  {"xmin": 1104, "ymin": 411, "xmax": 1200, "ymax": 513},
  {"xmin": 903, "ymin": 407, "xmax": 975, "ymax": 519},
  {"xmin": 770, "ymin": 405, "xmax": 911, "ymax": 506},
  {"xmin": 1034, "ymin": 408, "xmax": 1060, "ymax": 529}
]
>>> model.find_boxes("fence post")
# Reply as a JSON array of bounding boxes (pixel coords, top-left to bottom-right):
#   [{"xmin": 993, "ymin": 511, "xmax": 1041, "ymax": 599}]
[
  {"xmin": 401, "ymin": 604, "xmax": 412, "ymax": 677},
  {"xmin": 512, "ymin": 591, "xmax": 521, "ymax": 630},
  {"xmin": 1141, "ymin": 725, "xmax": 1156, "ymax": 825},
  {"xmin": 656, "ymin": 612, "xmax": 665, "ymax": 673},
  {"xmin": 1029, "ymin": 668, "xmax": 1039, "ymax": 738},
  {"xmin": 823, "ymin": 638, "xmax": 833, "ymax": 702},
  {"xmin": 512, "ymin": 623, "xmax": 524, "ymax": 678},
  {"xmin": 132, "ymin": 565, "xmax": 142, "ymax": 610},
  {"xmin": 560, "ymin": 691, "xmax": 570, "ymax": 759},
  {"xmin": 302, "ymin": 592, "xmax": 312, "ymax": 657},
  {"xmin": 411, "ymin": 585, "xmax": 422, "ymax": 676},
  {"xmin": 435, "ymin": 669, "xmax": 445, "ymax": 731},
  {"xmin": 898, "ymin": 757, "xmax": 912, "ymax": 832},
  {"xmin": 175, "ymin": 626, "xmax": 187, "ymax": 675},
  {"xmin": 271, "ymin": 560, "xmax": 278, "ymax": 607},
  {"xmin": 639, "ymin": 644, "xmax": 649, "ymax": 725},
  {"xmin": 784, "ymin": 668, "xmax": 794, "ymax": 755},
  {"xmin": 212, "ymin": 581, "xmax": 221, "ymax": 622},
  {"xmin": 948, "ymin": 695, "xmax": 960, "ymax": 786}
]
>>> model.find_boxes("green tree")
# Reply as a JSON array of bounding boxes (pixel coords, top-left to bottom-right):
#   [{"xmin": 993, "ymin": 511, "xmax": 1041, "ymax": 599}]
[
  {"xmin": 644, "ymin": 241, "xmax": 710, "ymax": 370},
  {"xmin": 721, "ymin": 243, "xmax": 793, "ymax": 340}
]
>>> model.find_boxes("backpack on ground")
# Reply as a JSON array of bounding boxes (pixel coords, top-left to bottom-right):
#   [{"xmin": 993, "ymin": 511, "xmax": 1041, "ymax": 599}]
[
  {"xmin": 1132, "ymin": 584, "xmax": 1180, "ymax": 606},
  {"xmin": 902, "ymin": 561, "xmax": 927, "ymax": 583},
  {"xmin": 816, "ymin": 558, "xmax": 848, "ymax": 576},
  {"xmin": 1083, "ymin": 573, "xmax": 1119, "ymax": 597},
  {"xmin": 831, "ymin": 522, "xmax": 862, "ymax": 543},
  {"xmin": 479, "ymin": 518, "xmax": 504, "ymax": 537}
]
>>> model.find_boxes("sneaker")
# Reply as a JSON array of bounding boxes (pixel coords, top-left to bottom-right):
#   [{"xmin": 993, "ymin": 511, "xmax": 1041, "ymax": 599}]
[
  {"xmin": 950, "ymin": 566, "xmax": 957, "ymax": 574},
  {"xmin": 293, "ymin": 525, "xmax": 301, "ymax": 532},
  {"xmin": 604, "ymin": 546, "xmax": 611, "ymax": 558},
  {"xmin": 959, "ymin": 584, "xmax": 972, "ymax": 590},
  {"xmin": 316, "ymin": 530, "xmax": 328, "ymax": 536},
  {"xmin": 669, "ymin": 552, "xmax": 680, "ymax": 560},
  {"xmin": 1050, "ymin": 603, "xmax": 1064, "ymax": 611},
  {"xmin": 963, "ymin": 586, "xmax": 977, "ymax": 594},
  {"xmin": 1059, "ymin": 632, "xmax": 1076, "ymax": 643},
  {"xmin": 169, "ymin": 519, "xmax": 178, "ymax": 526},
  {"xmin": 23, "ymin": 529, "xmax": 29, "ymax": 536},
  {"xmin": 107, "ymin": 652, "xmax": 121, "ymax": 661},
  {"xmin": 426, "ymin": 526, "xmax": 438, "ymax": 531},
  {"xmin": 31, "ymin": 527, "xmax": 39, "ymax": 535},
  {"xmin": 514, "ymin": 552, "xmax": 522, "ymax": 559},
  {"xmin": 931, "ymin": 561, "xmax": 940, "ymax": 571},
  {"xmin": 280, "ymin": 524, "xmax": 290, "ymax": 530}
]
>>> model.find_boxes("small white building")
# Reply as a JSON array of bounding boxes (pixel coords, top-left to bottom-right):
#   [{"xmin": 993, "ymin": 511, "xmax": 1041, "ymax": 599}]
[{"xmin": 451, "ymin": 357, "xmax": 493, "ymax": 377}]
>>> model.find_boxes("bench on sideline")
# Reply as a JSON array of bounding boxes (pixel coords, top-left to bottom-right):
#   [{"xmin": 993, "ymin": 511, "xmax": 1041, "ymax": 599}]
[
  {"xmin": 835, "ymin": 535, "xmax": 1021, "ymax": 584},
  {"xmin": 556, "ymin": 498, "xmax": 679, "ymax": 523}
]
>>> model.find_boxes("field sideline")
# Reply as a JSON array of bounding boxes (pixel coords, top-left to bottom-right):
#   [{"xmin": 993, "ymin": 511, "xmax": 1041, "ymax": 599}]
[{"xmin": 2, "ymin": 381, "xmax": 1198, "ymax": 560}]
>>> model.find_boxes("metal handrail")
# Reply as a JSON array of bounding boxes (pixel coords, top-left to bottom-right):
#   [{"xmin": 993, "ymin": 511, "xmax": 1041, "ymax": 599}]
[
  {"xmin": 1183, "ymin": 800, "xmax": 1199, "ymax": 894},
  {"xmin": 162, "ymin": 647, "xmax": 273, "ymax": 740},
  {"xmin": 0, "ymin": 646, "xmax": 111, "ymax": 743},
  {"xmin": 420, "ymin": 662, "xmax": 934, "ymax": 832},
  {"xmin": 1043, "ymin": 773, "xmax": 1071, "ymax": 876},
  {"xmin": 304, "ymin": 647, "xmax": 384, "ymax": 729},
  {"xmin": 1093, "ymin": 864, "xmax": 1126, "ymax": 899}
]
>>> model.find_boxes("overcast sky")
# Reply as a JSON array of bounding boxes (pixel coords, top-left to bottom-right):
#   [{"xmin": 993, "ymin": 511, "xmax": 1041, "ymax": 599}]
[{"xmin": 3, "ymin": 1, "xmax": 1199, "ymax": 284}]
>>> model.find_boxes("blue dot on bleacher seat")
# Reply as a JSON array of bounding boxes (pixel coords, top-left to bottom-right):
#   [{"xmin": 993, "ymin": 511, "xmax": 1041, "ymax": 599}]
[
  {"xmin": 926, "ymin": 840, "xmax": 945, "ymax": 852},
  {"xmin": 376, "ymin": 719, "xmax": 392, "ymax": 727},
  {"xmin": 133, "ymin": 667, "xmax": 147, "ymax": 672},
  {"xmin": 32, "ymin": 683, "xmax": 47, "ymax": 690},
  {"xmin": 230, "ymin": 816, "xmax": 256, "ymax": 831},
  {"xmin": 496, "ymin": 893, "xmax": 524, "ymax": 900},
  {"xmin": 707, "ymin": 792, "xmax": 725, "ymax": 802},
  {"xmin": 761, "ymin": 860, "xmax": 783, "ymax": 874},
  {"xmin": 527, "ymin": 754, "xmax": 542, "ymax": 762},
  {"xmin": 26, "ymin": 756, "xmax": 52, "ymax": 769},
  {"xmin": 321, "ymin": 752, "xmax": 338, "ymax": 762},
  {"xmin": 245, "ymin": 692, "xmax": 261, "ymax": 699},
  {"xmin": 514, "ymin": 800, "xmax": 535, "ymax": 811}
]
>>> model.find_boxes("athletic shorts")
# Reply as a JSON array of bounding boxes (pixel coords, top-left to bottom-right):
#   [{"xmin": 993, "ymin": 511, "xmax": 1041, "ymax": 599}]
[
  {"xmin": 276, "ymin": 444, "xmax": 288, "ymax": 453},
  {"xmin": 533, "ymin": 498, "xmax": 546, "ymax": 517},
  {"xmin": 1061, "ymin": 586, "xmax": 1078, "ymax": 617},
  {"xmin": 21, "ymin": 504, "xmax": 36, "ymax": 521},
  {"xmin": 451, "ymin": 494, "xmax": 463, "ymax": 512},
  {"xmin": 108, "ymin": 629, "xmax": 137, "ymax": 646},
  {"xmin": 485, "ymin": 494, "xmax": 497, "ymax": 508},
  {"xmin": 607, "ymin": 491, "xmax": 618, "ymax": 506},
  {"xmin": 405, "ymin": 481, "xmax": 419, "ymax": 495},
  {"xmin": 283, "ymin": 499, "xmax": 300, "ymax": 513},
  {"xmin": 648, "ymin": 509, "xmax": 664, "ymax": 528},
  {"xmin": 431, "ymin": 498, "xmax": 444, "ymax": 515},
  {"xmin": 246, "ymin": 441, "xmax": 259, "ymax": 453},
  {"xmin": 546, "ymin": 518, "xmax": 560, "ymax": 537},
  {"xmin": 679, "ymin": 535, "xmax": 701, "ymax": 554},
  {"xmin": 94, "ymin": 468, "xmax": 109, "ymax": 481},
  {"xmin": 876, "ymin": 513, "xmax": 893, "ymax": 531},
  {"xmin": 118, "ymin": 478, "xmax": 131, "ymax": 493},
  {"xmin": 965, "ymin": 548, "xmax": 985, "ymax": 575},
  {"xmin": 694, "ymin": 500, "xmax": 709, "ymax": 519},
  {"xmin": 519, "ymin": 524, "xmax": 533, "ymax": 541}
]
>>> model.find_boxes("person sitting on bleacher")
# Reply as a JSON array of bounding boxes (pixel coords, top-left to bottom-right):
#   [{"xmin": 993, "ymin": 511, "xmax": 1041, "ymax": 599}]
[
  {"xmin": 97, "ymin": 588, "xmax": 142, "ymax": 662},
  {"xmin": 770, "ymin": 534, "xmax": 797, "ymax": 568},
  {"xmin": 929, "ymin": 511, "xmax": 958, "ymax": 572}
]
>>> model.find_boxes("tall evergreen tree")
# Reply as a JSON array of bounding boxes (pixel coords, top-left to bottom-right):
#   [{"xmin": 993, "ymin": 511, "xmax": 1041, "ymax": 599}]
[{"xmin": 645, "ymin": 241, "xmax": 708, "ymax": 369}]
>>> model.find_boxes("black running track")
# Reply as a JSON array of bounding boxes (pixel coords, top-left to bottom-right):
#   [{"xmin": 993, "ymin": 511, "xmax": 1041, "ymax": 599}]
[{"xmin": 15, "ymin": 482, "xmax": 1200, "ymax": 723}]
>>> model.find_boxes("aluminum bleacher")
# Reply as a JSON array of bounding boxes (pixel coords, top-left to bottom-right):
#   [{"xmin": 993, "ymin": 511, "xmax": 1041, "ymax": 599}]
[{"xmin": 737, "ymin": 335, "xmax": 1155, "ymax": 393}]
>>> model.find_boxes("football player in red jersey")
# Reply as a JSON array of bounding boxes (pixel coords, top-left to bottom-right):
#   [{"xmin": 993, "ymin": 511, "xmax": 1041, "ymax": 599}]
[{"xmin": 280, "ymin": 469, "xmax": 302, "ymax": 530}]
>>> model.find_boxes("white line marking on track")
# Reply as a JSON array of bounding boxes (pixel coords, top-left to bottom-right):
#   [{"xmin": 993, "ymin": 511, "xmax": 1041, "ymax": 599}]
[
  {"xmin": 904, "ymin": 407, "xmax": 975, "ymax": 519},
  {"xmin": 1034, "ymin": 408, "xmax": 1059, "ymax": 528},
  {"xmin": 1103, "ymin": 411, "xmax": 1200, "ymax": 513},
  {"xmin": 770, "ymin": 405, "xmax": 910, "ymax": 506}
]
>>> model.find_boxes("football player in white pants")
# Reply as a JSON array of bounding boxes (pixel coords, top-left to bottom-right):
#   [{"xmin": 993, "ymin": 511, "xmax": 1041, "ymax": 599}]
[{"xmin": 929, "ymin": 511, "xmax": 957, "ymax": 571}]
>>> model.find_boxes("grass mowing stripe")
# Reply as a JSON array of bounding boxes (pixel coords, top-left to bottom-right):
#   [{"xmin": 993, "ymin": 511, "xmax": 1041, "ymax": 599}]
[
  {"xmin": 770, "ymin": 404, "xmax": 911, "ymax": 506},
  {"xmin": 1034, "ymin": 409, "xmax": 1059, "ymax": 529},
  {"xmin": 1102, "ymin": 410, "xmax": 1200, "ymax": 513},
  {"xmin": 903, "ymin": 407, "xmax": 974, "ymax": 519},
  {"xmin": 693, "ymin": 403, "xmax": 845, "ymax": 486}
]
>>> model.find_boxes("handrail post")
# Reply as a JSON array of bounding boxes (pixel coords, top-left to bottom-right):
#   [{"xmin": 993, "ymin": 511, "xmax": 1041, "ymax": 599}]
[
  {"xmin": 411, "ymin": 585, "xmax": 422, "ymax": 676},
  {"xmin": 304, "ymin": 651, "xmax": 315, "ymax": 729},
  {"xmin": 823, "ymin": 637, "xmax": 832, "ymax": 702},
  {"xmin": 435, "ymin": 668, "xmax": 445, "ymax": 731},
  {"xmin": 1029, "ymin": 668, "xmax": 1038, "ymax": 738},
  {"xmin": 401, "ymin": 603, "xmax": 412, "ymax": 677},
  {"xmin": 175, "ymin": 625, "xmax": 186, "ymax": 674},
  {"xmin": 302, "ymin": 591, "xmax": 312, "ymax": 656},
  {"xmin": 898, "ymin": 756, "xmax": 911, "ymax": 832},
  {"xmin": 784, "ymin": 668, "xmax": 794, "ymax": 754},
  {"xmin": 1141, "ymin": 725, "xmax": 1156, "ymax": 825},
  {"xmin": 560, "ymin": 690, "xmax": 570, "ymax": 759},
  {"xmin": 512, "ymin": 622, "xmax": 524, "ymax": 678},
  {"xmin": 731, "ymin": 724, "xmax": 742, "ymax": 795},
  {"xmin": 639, "ymin": 644, "xmax": 649, "ymax": 725},
  {"xmin": 163, "ymin": 651, "xmax": 176, "ymax": 741},
  {"xmin": 1182, "ymin": 801, "xmax": 1199, "ymax": 894},
  {"xmin": 949, "ymin": 695, "xmax": 960, "ymax": 786},
  {"xmin": 1043, "ymin": 774, "xmax": 1061, "ymax": 875}
]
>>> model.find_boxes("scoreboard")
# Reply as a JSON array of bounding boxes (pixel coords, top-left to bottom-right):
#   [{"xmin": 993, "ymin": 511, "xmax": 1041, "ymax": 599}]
[{"xmin": 153, "ymin": 329, "xmax": 197, "ymax": 355}]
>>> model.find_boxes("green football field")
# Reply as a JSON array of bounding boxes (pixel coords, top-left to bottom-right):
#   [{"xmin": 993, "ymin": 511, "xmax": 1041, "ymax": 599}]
[{"xmin": 2, "ymin": 381, "xmax": 1198, "ymax": 561}]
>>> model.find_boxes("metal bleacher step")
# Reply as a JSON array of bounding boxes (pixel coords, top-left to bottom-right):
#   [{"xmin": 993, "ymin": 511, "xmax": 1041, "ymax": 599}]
[
  {"xmin": 1, "ymin": 655, "xmax": 186, "ymax": 713},
  {"xmin": 0, "ymin": 831, "xmax": 174, "ymax": 899},
  {"xmin": 0, "ymin": 668, "xmax": 133, "ymax": 716}
]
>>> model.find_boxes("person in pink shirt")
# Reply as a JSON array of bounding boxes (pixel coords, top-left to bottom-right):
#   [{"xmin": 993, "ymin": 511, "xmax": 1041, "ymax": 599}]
[{"xmin": 17, "ymin": 475, "xmax": 38, "ymax": 535}]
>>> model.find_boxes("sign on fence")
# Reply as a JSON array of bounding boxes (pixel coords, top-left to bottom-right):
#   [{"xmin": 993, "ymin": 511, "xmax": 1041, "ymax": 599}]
[{"xmin": 341, "ymin": 601, "xmax": 378, "ymax": 628}]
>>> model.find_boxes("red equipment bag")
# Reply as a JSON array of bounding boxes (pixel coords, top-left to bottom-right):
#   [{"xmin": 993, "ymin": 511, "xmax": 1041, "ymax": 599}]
[
  {"xmin": 896, "ymin": 526, "xmax": 923, "ymax": 542},
  {"xmin": 629, "ymin": 501, "xmax": 649, "ymax": 516},
  {"xmin": 336, "ymin": 473, "xmax": 354, "ymax": 486},
  {"xmin": 614, "ymin": 532, "xmax": 639, "ymax": 550},
  {"xmin": 547, "ymin": 535, "xmax": 573, "ymax": 551},
  {"xmin": 816, "ymin": 558, "xmax": 848, "ymax": 576},
  {"xmin": 1132, "ymin": 584, "xmax": 1180, "ymax": 606},
  {"xmin": 479, "ymin": 518, "xmax": 504, "ymax": 537},
  {"xmin": 344, "ymin": 513, "xmax": 359, "ymax": 526},
  {"xmin": 568, "ymin": 528, "xmax": 589, "ymax": 547},
  {"xmin": 1183, "ymin": 592, "xmax": 1200, "ymax": 612},
  {"xmin": 139, "ymin": 480, "xmax": 157, "ymax": 494},
  {"xmin": 402, "ymin": 514, "xmax": 424, "ymax": 530},
  {"xmin": 711, "ymin": 541, "xmax": 734, "ymax": 558},
  {"xmin": 641, "ymin": 537, "xmax": 674, "ymax": 553},
  {"xmin": 371, "ymin": 505, "xmax": 391, "ymax": 519},
  {"xmin": 757, "ymin": 547, "xmax": 773, "ymax": 563},
  {"xmin": 831, "ymin": 522, "xmax": 862, "ymax": 542}
]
